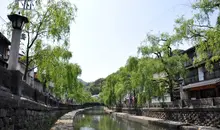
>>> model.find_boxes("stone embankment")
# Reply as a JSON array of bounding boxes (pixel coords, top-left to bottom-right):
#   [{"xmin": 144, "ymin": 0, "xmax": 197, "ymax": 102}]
[{"xmin": 104, "ymin": 108, "xmax": 219, "ymax": 130}]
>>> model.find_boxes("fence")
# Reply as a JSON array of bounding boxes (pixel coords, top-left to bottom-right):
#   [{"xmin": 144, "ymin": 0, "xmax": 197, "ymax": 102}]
[{"xmin": 146, "ymin": 97, "xmax": 220, "ymax": 108}]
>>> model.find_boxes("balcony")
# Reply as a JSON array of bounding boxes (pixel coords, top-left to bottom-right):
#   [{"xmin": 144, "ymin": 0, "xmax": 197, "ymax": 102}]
[
  {"xmin": 204, "ymin": 70, "xmax": 220, "ymax": 80},
  {"xmin": 184, "ymin": 75, "xmax": 199, "ymax": 85},
  {"xmin": 184, "ymin": 60, "xmax": 193, "ymax": 67}
]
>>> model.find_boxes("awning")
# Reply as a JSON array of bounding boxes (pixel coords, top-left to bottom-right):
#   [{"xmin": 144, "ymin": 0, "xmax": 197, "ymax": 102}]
[{"xmin": 183, "ymin": 78, "xmax": 220, "ymax": 90}]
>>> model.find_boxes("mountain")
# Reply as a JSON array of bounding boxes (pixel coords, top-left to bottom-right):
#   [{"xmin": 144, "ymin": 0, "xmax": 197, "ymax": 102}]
[
  {"xmin": 78, "ymin": 78, "xmax": 88, "ymax": 86},
  {"xmin": 87, "ymin": 78, "xmax": 105, "ymax": 95},
  {"xmin": 78, "ymin": 78, "xmax": 105, "ymax": 95}
]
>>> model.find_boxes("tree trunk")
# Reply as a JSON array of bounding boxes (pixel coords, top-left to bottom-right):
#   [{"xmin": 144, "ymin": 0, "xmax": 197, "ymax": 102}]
[
  {"xmin": 169, "ymin": 84, "xmax": 174, "ymax": 101},
  {"xmin": 129, "ymin": 90, "xmax": 132, "ymax": 108},
  {"xmin": 119, "ymin": 95, "xmax": 122, "ymax": 105},
  {"xmin": 133, "ymin": 89, "xmax": 137, "ymax": 108}
]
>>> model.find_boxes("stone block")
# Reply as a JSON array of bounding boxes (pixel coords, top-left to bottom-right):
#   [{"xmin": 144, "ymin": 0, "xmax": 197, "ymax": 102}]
[
  {"xmin": 0, "ymin": 66, "xmax": 11, "ymax": 89},
  {"xmin": 10, "ymin": 70, "xmax": 22, "ymax": 95},
  {"xmin": 214, "ymin": 97, "xmax": 220, "ymax": 106},
  {"xmin": 15, "ymin": 109, "xmax": 25, "ymax": 116},
  {"xmin": 0, "ymin": 119, "xmax": 3, "ymax": 127},
  {"xmin": 0, "ymin": 109, "xmax": 7, "ymax": 117},
  {"xmin": 6, "ymin": 108, "xmax": 14, "ymax": 117},
  {"xmin": 3, "ymin": 117, "xmax": 9, "ymax": 126}
]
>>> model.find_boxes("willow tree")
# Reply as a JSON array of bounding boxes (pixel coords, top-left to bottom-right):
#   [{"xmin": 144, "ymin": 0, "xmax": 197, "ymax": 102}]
[
  {"xmin": 8, "ymin": 0, "xmax": 77, "ymax": 80},
  {"xmin": 135, "ymin": 57, "xmax": 156, "ymax": 106},
  {"xmin": 100, "ymin": 73, "xmax": 118, "ymax": 106},
  {"xmin": 126, "ymin": 56, "xmax": 140, "ymax": 107},
  {"xmin": 116, "ymin": 67, "xmax": 132, "ymax": 104},
  {"xmin": 69, "ymin": 82, "xmax": 95, "ymax": 104},
  {"xmin": 138, "ymin": 33, "xmax": 188, "ymax": 101},
  {"xmin": 174, "ymin": 0, "xmax": 220, "ymax": 70},
  {"xmin": 33, "ymin": 41, "xmax": 82, "ymax": 98}
]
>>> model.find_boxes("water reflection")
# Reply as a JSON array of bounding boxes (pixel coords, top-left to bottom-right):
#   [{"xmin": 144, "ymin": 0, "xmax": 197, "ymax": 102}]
[{"xmin": 73, "ymin": 107, "xmax": 169, "ymax": 130}]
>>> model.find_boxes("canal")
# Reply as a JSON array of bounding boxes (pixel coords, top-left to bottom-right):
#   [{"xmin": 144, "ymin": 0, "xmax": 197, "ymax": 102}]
[{"xmin": 52, "ymin": 107, "xmax": 171, "ymax": 130}]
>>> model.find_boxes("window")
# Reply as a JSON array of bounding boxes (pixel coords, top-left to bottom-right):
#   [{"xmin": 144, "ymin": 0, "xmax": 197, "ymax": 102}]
[{"xmin": 201, "ymin": 88, "xmax": 216, "ymax": 98}]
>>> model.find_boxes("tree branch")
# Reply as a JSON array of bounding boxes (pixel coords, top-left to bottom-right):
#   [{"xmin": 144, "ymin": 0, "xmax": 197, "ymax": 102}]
[
  {"xmin": 186, "ymin": 27, "xmax": 208, "ymax": 40},
  {"xmin": 28, "ymin": 10, "xmax": 49, "ymax": 49},
  {"xmin": 28, "ymin": 66, "xmax": 37, "ymax": 72}
]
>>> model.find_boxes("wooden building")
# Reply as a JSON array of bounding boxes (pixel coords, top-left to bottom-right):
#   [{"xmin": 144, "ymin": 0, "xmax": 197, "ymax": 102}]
[
  {"xmin": 181, "ymin": 47, "xmax": 220, "ymax": 99},
  {"xmin": 0, "ymin": 32, "xmax": 10, "ymax": 68}
]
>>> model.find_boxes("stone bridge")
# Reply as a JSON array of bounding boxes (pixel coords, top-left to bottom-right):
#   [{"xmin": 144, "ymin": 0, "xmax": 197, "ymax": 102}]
[{"xmin": 0, "ymin": 66, "xmax": 103, "ymax": 130}]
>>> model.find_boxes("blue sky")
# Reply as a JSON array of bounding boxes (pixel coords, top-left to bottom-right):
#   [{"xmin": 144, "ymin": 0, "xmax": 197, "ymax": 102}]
[{"xmin": 1, "ymin": 0, "xmax": 194, "ymax": 82}]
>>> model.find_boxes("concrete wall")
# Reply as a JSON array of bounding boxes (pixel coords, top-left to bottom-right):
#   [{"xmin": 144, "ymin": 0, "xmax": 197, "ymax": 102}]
[{"xmin": 16, "ymin": 61, "xmax": 35, "ymax": 86}]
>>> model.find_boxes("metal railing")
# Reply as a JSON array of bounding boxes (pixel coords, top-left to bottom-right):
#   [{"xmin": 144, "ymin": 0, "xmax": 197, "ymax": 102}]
[
  {"xmin": 184, "ymin": 75, "xmax": 199, "ymax": 85},
  {"xmin": 204, "ymin": 70, "xmax": 220, "ymax": 80}
]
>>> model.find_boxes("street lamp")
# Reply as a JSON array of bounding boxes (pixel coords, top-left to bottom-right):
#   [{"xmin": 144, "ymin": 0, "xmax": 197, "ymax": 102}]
[
  {"xmin": 8, "ymin": 14, "xmax": 28, "ymax": 30},
  {"xmin": 7, "ymin": 14, "xmax": 29, "ymax": 70}
]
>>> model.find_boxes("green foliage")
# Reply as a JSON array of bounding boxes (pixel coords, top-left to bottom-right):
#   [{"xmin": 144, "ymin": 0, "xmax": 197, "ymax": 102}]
[
  {"xmin": 174, "ymin": 0, "xmax": 220, "ymax": 71},
  {"xmin": 87, "ymin": 78, "xmax": 105, "ymax": 95},
  {"xmin": 100, "ymin": 0, "xmax": 220, "ymax": 106},
  {"xmin": 100, "ymin": 32, "xmax": 188, "ymax": 105},
  {"xmin": 138, "ymin": 32, "xmax": 188, "ymax": 101},
  {"xmin": 69, "ymin": 82, "xmax": 95, "ymax": 104},
  {"xmin": 6, "ymin": 0, "xmax": 92, "ymax": 103},
  {"xmin": 7, "ymin": 0, "xmax": 76, "ymax": 79}
]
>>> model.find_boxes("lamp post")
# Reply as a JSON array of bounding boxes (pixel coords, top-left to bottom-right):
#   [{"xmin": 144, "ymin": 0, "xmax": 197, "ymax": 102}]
[{"xmin": 7, "ymin": 14, "xmax": 28, "ymax": 70}]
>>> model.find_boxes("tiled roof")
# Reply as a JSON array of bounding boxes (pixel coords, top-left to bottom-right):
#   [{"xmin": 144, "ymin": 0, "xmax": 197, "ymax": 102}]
[
  {"xmin": 0, "ymin": 32, "xmax": 10, "ymax": 45},
  {"xmin": 183, "ymin": 78, "xmax": 220, "ymax": 89}
]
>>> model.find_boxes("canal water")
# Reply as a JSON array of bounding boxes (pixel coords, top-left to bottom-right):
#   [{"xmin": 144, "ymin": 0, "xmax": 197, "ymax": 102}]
[{"xmin": 52, "ymin": 107, "xmax": 170, "ymax": 130}]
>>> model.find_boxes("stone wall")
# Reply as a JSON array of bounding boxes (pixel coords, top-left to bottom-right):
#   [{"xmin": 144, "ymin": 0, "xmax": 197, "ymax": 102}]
[
  {"xmin": 0, "ymin": 66, "xmax": 79, "ymax": 130},
  {"xmin": 0, "ymin": 88, "xmax": 74, "ymax": 130},
  {"xmin": 142, "ymin": 108, "xmax": 220, "ymax": 127},
  {"xmin": 0, "ymin": 65, "xmax": 102, "ymax": 130},
  {"xmin": 118, "ymin": 107, "xmax": 220, "ymax": 127}
]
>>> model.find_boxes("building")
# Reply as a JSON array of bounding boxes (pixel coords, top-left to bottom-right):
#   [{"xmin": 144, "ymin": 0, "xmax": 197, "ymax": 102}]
[
  {"xmin": 181, "ymin": 46, "xmax": 220, "ymax": 100},
  {"xmin": 0, "ymin": 32, "xmax": 10, "ymax": 68},
  {"xmin": 0, "ymin": 32, "xmax": 36, "ymax": 86},
  {"xmin": 152, "ymin": 72, "xmax": 171, "ymax": 103},
  {"xmin": 17, "ymin": 54, "xmax": 35, "ymax": 86}
]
